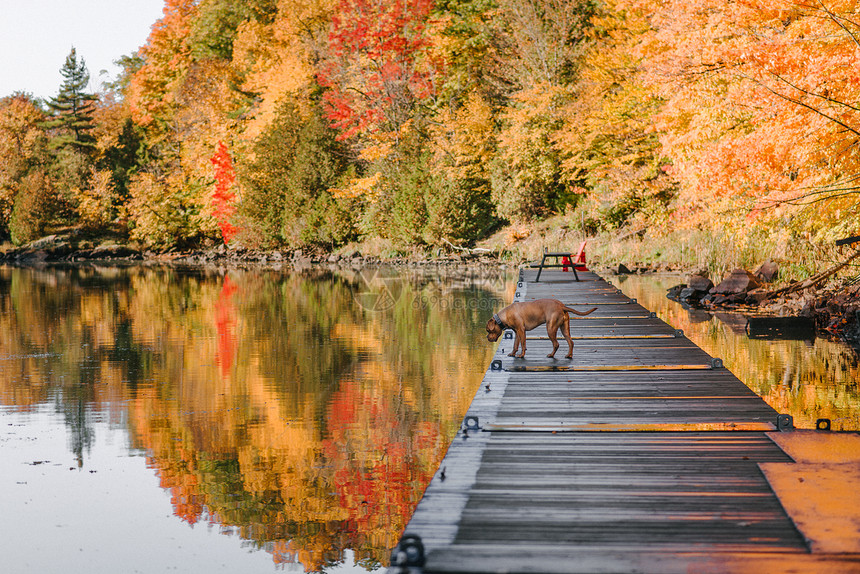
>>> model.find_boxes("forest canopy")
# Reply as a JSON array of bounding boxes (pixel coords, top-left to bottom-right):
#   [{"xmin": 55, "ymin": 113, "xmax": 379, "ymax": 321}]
[{"xmin": 1, "ymin": 0, "xmax": 857, "ymax": 259}]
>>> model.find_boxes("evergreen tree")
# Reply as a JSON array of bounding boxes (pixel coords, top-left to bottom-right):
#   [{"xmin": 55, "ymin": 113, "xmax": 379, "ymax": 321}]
[
  {"xmin": 241, "ymin": 97, "xmax": 357, "ymax": 248},
  {"xmin": 97, "ymin": 118, "xmax": 144, "ymax": 203},
  {"xmin": 44, "ymin": 47, "xmax": 99, "ymax": 151}
]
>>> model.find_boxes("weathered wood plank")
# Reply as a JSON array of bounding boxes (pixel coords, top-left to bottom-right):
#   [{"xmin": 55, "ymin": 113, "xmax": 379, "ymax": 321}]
[
  {"xmin": 449, "ymin": 432, "xmax": 805, "ymax": 552},
  {"xmin": 388, "ymin": 271, "xmax": 858, "ymax": 574},
  {"xmin": 422, "ymin": 547, "xmax": 860, "ymax": 574}
]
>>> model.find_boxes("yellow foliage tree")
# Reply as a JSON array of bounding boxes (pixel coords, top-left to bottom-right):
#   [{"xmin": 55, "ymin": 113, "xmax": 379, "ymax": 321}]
[
  {"xmin": 493, "ymin": 83, "xmax": 573, "ymax": 222},
  {"xmin": 0, "ymin": 94, "xmax": 48, "ymax": 236},
  {"xmin": 555, "ymin": 0, "xmax": 675, "ymax": 233},
  {"xmin": 73, "ymin": 168, "xmax": 117, "ymax": 228},
  {"xmin": 232, "ymin": 0, "xmax": 335, "ymax": 141}
]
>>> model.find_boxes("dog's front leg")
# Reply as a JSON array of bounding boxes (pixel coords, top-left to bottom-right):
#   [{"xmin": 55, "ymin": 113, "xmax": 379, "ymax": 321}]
[
  {"xmin": 515, "ymin": 328, "xmax": 527, "ymax": 358},
  {"xmin": 508, "ymin": 335, "xmax": 520, "ymax": 357},
  {"xmin": 507, "ymin": 332, "xmax": 519, "ymax": 357}
]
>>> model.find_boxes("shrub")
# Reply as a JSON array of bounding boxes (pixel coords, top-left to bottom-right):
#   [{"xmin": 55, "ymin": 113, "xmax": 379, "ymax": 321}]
[
  {"xmin": 425, "ymin": 174, "xmax": 496, "ymax": 245},
  {"xmin": 9, "ymin": 170, "xmax": 61, "ymax": 244},
  {"xmin": 126, "ymin": 171, "xmax": 215, "ymax": 249}
]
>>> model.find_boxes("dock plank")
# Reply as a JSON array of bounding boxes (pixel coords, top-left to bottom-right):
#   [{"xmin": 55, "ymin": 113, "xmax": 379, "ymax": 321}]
[{"xmin": 388, "ymin": 269, "xmax": 859, "ymax": 573}]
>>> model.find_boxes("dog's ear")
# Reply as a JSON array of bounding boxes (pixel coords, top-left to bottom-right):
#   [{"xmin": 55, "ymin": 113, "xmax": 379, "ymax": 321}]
[{"xmin": 486, "ymin": 318, "xmax": 496, "ymax": 331}]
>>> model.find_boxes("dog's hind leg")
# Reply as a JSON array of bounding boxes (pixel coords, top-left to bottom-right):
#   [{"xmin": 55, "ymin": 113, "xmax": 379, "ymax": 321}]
[
  {"xmin": 561, "ymin": 314, "xmax": 574, "ymax": 359},
  {"xmin": 546, "ymin": 324, "xmax": 560, "ymax": 358}
]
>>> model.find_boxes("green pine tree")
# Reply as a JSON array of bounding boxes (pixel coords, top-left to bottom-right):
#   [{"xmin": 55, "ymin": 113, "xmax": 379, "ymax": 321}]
[{"xmin": 44, "ymin": 47, "xmax": 99, "ymax": 151}]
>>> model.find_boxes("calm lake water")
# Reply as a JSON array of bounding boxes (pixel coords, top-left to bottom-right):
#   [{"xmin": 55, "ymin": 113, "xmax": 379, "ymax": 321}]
[
  {"xmin": 616, "ymin": 273, "xmax": 860, "ymax": 431},
  {"xmin": 0, "ymin": 264, "xmax": 514, "ymax": 573},
  {"xmin": 1, "ymin": 266, "xmax": 858, "ymax": 573}
]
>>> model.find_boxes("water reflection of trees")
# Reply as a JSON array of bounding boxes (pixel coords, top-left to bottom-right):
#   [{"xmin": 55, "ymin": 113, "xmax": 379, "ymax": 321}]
[
  {"xmin": 0, "ymin": 265, "xmax": 513, "ymax": 572},
  {"xmin": 618, "ymin": 275, "xmax": 860, "ymax": 431}
]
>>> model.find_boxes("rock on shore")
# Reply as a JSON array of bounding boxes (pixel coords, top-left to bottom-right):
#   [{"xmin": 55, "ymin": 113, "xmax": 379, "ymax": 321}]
[
  {"xmin": 0, "ymin": 232, "xmax": 512, "ymax": 271},
  {"xmin": 667, "ymin": 262, "xmax": 860, "ymax": 349}
]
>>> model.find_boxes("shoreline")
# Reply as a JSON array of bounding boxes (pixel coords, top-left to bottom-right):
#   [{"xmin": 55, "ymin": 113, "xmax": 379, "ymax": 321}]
[{"xmin": 2, "ymin": 237, "xmax": 857, "ymax": 351}]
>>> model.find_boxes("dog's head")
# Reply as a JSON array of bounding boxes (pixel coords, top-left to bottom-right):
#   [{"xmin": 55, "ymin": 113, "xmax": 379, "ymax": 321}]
[{"xmin": 486, "ymin": 317, "xmax": 503, "ymax": 342}]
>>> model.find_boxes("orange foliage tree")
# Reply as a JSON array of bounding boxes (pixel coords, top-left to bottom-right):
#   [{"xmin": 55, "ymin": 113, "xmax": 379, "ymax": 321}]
[
  {"xmin": 126, "ymin": 0, "xmax": 197, "ymax": 138},
  {"xmin": 231, "ymin": 0, "xmax": 335, "ymax": 140},
  {"xmin": 646, "ymin": 0, "xmax": 860, "ymax": 239},
  {"xmin": 0, "ymin": 94, "xmax": 49, "ymax": 239}
]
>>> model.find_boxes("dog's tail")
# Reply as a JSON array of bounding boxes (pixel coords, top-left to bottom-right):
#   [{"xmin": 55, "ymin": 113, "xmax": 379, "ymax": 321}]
[{"xmin": 563, "ymin": 306, "xmax": 598, "ymax": 316}]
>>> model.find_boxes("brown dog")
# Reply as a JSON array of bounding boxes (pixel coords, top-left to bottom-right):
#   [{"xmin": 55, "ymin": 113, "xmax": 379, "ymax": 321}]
[{"xmin": 486, "ymin": 299, "xmax": 597, "ymax": 358}]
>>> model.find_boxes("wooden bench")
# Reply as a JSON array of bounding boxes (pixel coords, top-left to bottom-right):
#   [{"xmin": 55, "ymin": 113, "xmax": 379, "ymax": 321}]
[{"xmin": 531, "ymin": 242, "xmax": 587, "ymax": 282}]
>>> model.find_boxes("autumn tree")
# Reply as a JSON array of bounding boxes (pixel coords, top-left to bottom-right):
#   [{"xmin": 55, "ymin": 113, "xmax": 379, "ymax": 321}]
[
  {"xmin": 312, "ymin": 0, "xmax": 448, "ymax": 244},
  {"xmin": 426, "ymin": 91, "xmax": 499, "ymax": 242},
  {"xmin": 8, "ymin": 170, "xmax": 61, "ymax": 244},
  {"xmin": 126, "ymin": 0, "xmax": 197, "ymax": 139},
  {"xmin": 647, "ymin": 0, "xmax": 860, "ymax": 243},
  {"xmin": 318, "ymin": 0, "xmax": 439, "ymax": 143},
  {"xmin": 421, "ymin": 1, "xmax": 515, "ymax": 241},
  {"xmin": 229, "ymin": 0, "xmax": 335, "ymax": 139},
  {"xmin": 96, "ymin": 117, "xmax": 143, "ymax": 207},
  {"xmin": 88, "ymin": 56, "xmax": 146, "ymax": 226},
  {"xmin": 429, "ymin": 0, "xmax": 517, "ymax": 106},
  {"xmin": 555, "ymin": 0, "xmax": 675, "ymax": 233},
  {"xmin": 487, "ymin": 0, "xmax": 597, "ymax": 222},
  {"xmin": 126, "ymin": 170, "xmax": 213, "ymax": 248},
  {"xmin": 70, "ymin": 95, "xmax": 147, "ymax": 230},
  {"xmin": 0, "ymin": 94, "xmax": 50, "ymax": 241},
  {"xmin": 190, "ymin": 0, "xmax": 278, "ymax": 59},
  {"xmin": 498, "ymin": 0, "xmax": 595, "ymax": 88},
  {"xmin": 210, "ymin": 141, "xmax": 239, "ymax": 243}
]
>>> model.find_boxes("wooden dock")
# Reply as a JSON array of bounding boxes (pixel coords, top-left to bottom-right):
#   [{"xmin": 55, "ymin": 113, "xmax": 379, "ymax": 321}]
[{"xmin": 389, "ymin": 268, "xmax": 860, "ymax": 573}]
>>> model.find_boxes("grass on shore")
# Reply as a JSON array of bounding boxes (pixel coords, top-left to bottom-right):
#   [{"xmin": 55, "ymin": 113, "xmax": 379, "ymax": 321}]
[
  {"xmin": 7, "ymin": 215, "xmax": 857, "ymax": 290},
  {"xmin": 337, "ymin": 213, "xmax": 859, "ymax": 289},
  {"xmin": 472, "ymin": 214, "xmax": 860, "ymax": 284},
  {"xmin": 330, "ymin": 215, "xmax": 860, "ymax": 290}
]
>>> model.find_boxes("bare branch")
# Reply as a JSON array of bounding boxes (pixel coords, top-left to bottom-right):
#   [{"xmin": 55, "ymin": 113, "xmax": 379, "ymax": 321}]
[
  {"xmin": 787, "ymin": 0, "xmax": 860, "ymax": 34},
  {"xmin": 766, "ymin": 248, "xmax": 860, "ymax": 297},
  {"xmin": 815, "ymin": 0, "xmax": 860, "ymax": 48},
  {"xmin": 736, "ymin": 71, "xmax": 860, "ymax": 138},
  {"xmin": 767, "ymin": 71, "xmax": 860, "ymax": 113},
  {"xmin": 761, "ymin": 189, "xmax": 859, "ymax": 207}
]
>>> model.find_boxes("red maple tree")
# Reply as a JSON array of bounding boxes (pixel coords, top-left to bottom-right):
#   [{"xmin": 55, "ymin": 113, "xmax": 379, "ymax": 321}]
[
  {"xmin": 317, "ymin": 0, "xmax": 438, "ymax": 141},
  {"xmin": 209, "ymin": 141, "xmax": 239, "ymax": 243}
]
